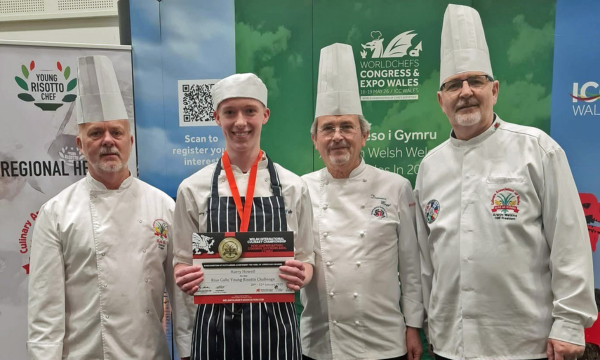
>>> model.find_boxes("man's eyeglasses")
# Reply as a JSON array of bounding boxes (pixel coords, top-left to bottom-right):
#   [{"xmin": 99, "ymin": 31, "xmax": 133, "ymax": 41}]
[
  {"xmin": 318, "ymin": 124, "xmax": 359, "ymax": 137},
  {"xmin": 440, "ymin": 75, "xmax": 494, "ymax": 93}
]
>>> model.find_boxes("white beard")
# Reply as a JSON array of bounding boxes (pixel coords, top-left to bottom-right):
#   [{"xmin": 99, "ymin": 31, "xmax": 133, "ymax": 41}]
[
  {"xmin": 329, "ymin": 152, "xmax": 350, "ymax": 165},
  {"xmin": 455, "ymin": 110, "xmax": 482, "ymax": 127},
  {"xmin": 92, "ymin": 160, "xmax": 124, "ymax": 173}
]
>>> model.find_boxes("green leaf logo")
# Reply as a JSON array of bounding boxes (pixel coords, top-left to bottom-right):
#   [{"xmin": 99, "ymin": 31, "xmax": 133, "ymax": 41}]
[
  {"xmin": 66, "ymin": 78, "xmax": 77, "ymax": 92},
  {"xmin": 16, "ymin": 60, "xmax": 78, "ymax": 110},
  {"xmin": 15, "ymin": 76, "xmax": 28, "ymax": 91},
  {"xmin": 62, "ymin": 94, "xmax": 77, "ymax": 102},
  {"xmin": 18, "ymin": 93, "xmax": 35, "ymax": 102}
]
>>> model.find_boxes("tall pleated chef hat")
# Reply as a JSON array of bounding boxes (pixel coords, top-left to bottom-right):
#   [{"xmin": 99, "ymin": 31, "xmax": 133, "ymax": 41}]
[
  {"xmin": 440, "ymin": 4, "xmax": 493, "ymax": 87},
  {"xmin": 211, "ymin": 73, "xmax": 268, "ymax": 111},
  {"xmin": 314, "ymin": 43, "xmax": 363, "ymax": 120},
  {"xmin": 76, "ymin": 55, "xmax": 128, "ymax": 124}
]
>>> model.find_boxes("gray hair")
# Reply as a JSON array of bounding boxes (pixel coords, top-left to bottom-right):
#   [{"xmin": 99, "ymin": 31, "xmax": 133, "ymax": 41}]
[{"xmin": 310, "ymin": 115, "xmax": 371, "ymax": 137}]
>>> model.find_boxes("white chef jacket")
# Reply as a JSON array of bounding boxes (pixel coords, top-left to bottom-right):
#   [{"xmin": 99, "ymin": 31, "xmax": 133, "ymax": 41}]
[
  {"xmin": 27, "ymin": 173, "xmax": 195, "ymax": 360},
  {"xmin": 173, "ymin": 154, "xmax": 315, "ymax": 268},
  {"xmin": 300, "ymin": 160, "xmax": 424, "ymax": 360},
  {"xmin": 415, "ymin": 116, "xmax": 597, "ymax": 360}
]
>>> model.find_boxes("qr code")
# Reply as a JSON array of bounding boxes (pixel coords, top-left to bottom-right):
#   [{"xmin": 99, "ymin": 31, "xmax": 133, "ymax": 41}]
[{"xmin": 178, "ymin": 79, "xmax": 219, "ymax": 127}]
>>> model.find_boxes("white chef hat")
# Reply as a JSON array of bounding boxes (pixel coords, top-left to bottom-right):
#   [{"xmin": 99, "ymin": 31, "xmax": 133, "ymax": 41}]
[
  {"xmin": 75, "ymin": 55, "xmax": 128, "ymax": 124},
  {"xmin": 440, "ymin": 4, "xmax": 493, "ymax": 87},
  {"xmin": 211, "ymin": 73, "xmax": 268, "ymax": 111},
  {"xmin": 314, "ymin": 43, "xmax": 363, "ymax": 120}
]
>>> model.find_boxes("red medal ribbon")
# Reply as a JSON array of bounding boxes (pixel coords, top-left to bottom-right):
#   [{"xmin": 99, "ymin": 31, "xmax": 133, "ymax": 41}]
[{"xmin": 221, "ymin": 150, "xmax": 263, "ymax": 232}]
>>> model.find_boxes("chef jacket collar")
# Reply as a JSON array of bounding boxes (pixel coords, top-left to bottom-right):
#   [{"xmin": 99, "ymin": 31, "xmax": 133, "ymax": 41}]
[
  {"xmin": 226, "ymin": 151, "xmax": 269, "ymax": 174},
  {"xmin": 323, "ymin": 157, "xmax": 367, "ymax": 180},
  {"xmin": 450, "ymin": 113, "xmax": 500, "ymax": 148},
  {"xmin": 86, "ymin": 172, "xmax": 134, "ymax": 190}
]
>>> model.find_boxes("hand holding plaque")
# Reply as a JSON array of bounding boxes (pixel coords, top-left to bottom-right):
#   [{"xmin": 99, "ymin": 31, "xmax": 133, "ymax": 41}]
[{"xmin": 192, "ymin": 231, "xmax": 295, "ymax": 304}]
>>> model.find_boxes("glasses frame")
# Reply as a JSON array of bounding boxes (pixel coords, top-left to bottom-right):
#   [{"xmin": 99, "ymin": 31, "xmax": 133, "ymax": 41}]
[
  {"xmin": 317, "ymin": 124, "xmax": 360, "ymax": 138},
  {"xmin": 439, "ymin": 75, "xmax": 494, "ymax": 92}
]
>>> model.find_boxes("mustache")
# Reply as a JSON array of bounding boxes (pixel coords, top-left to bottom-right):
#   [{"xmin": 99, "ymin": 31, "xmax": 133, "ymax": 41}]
[
  {"xmin": 99, "ymin": 147, "xmax": 120, "ymax": 156},
  {"xmin": 456, "ymin": 99, "xmax": 479, "ymax": 110},
  {"xmin": 328, "ymin": 140, "xmax": 349, "ymax": 150}
]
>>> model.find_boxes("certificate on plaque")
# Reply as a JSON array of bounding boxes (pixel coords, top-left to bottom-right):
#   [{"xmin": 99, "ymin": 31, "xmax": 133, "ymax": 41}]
[{"xmin": 192, "ymin": 231, "xmax": 295, "ymax": 304}]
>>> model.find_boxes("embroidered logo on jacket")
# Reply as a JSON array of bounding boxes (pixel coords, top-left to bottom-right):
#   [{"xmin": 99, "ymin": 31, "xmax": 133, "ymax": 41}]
[
  {"xmin": 425, "ymin": 199, "xmax": 440, "ymax": 224},
  {"xmin": 153, "ymin": 219, "xmax": 168, "ymax": 249},
  {"xmin": 371, "ymin": 206, "xmax": 388, "ymax": 218},
  {"xmin": 490, "ymin": 188, "xmax": 520, "ymax": 220}
]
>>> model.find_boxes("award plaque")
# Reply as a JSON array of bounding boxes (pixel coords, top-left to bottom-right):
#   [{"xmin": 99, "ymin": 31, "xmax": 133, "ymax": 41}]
[{"xmin": 192, "ymin": 231, "xmax": 295, "ymax": 304}]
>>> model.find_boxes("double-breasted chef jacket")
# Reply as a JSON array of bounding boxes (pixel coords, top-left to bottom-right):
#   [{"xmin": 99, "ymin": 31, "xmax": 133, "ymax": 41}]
[
  {"xmin": 301, "ymin": 160, "xmax": 424, "ymax": 360},
  {"xmin": 414, "ymin": 116, "xmax": 597, "ymax": 360},
  {"xmin": 28, "ymin": 173, "xmax": 195, "ymax": 360}
]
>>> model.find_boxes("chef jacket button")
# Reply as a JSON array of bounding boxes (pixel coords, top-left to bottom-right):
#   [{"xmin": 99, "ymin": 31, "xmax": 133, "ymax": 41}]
[
  {"xmin": 355, "ymin": 320, "xmax": 360, "ymax": 325},
  {"xmin": 221, "ymin": 178, "xmax": 226, "ymax": 183},
  {"xmin": 359, "ymin": 231, "xmax": 365, "ymax": 237},
  {"xmin": 138, "ymin": 219, "xmax": 142, "ymax": 223},
  {"xmin": 322, "ymin": 204, "xmax": 328, "ymax": 210},
  {"xmin": 362, "ymin": 178, "xmax": 367, "ymax": 182},
  {"xmin": 105, "ymin": 314, "xmax": 109, "ymax": 319},
  {"xmin": 353, "ymin": 292, "xmax": 358, "ymax": 297},
  {"xmin": 329, "ymin": 292, "xmax": 334, "ymax": 297},
  {"xmin": 101, "ymin": 252, "xmax": 105, "ymax": 256},
  {"xmin": 146, "ymin": 310, "xmax": 150, "ymax": 314},
  {"xmin": 361, "ymin": 205, "xmax": 365, "ymax": 209},
  {"xmin": 145, "ymin": 278, "xmax": 149, "ymax": 283},
  {"xmin": 143, "ymin": 249, "xmax": 146, "ymax": 253},
  {"xmin": 332, "ymin": 320, "xmax": 338, "ymax": 325},
  {"xmin": 356, "ymin": 261, "xmax": 361, "ymax": 267},
  {"xmin": 323, "ymin": 232, "xmax": 329, "ymax": 237},
  {"xmin": 326, "ymin": 261, "xmax": 332, "ymax": 267},
  {"xmin": 325, "ymin": 181, "xmax": 329, "ymax": 185}
]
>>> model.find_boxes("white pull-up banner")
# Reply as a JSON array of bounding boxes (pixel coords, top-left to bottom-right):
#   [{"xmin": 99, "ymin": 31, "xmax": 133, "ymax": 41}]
[{"xmin": 0, "ymin": 40, "xmax": 135, "ymax": 359}]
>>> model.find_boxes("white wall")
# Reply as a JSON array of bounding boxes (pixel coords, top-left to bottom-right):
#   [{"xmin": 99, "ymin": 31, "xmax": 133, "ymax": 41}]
[{"xmin": 0, "ymin": 16, "xmax": 120, "ymax": 45}]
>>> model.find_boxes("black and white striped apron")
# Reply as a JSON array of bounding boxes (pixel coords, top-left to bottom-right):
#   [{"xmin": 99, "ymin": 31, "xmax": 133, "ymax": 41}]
[{"xmin": 191, "ymin": 157, "xmax": 301, "ymax": 360}]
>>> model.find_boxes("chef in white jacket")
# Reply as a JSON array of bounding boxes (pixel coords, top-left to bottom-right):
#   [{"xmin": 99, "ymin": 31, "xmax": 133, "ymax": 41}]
[
  {"xmin": 415, "ymin": 5, "xmax": 597, "ymax": 360},
  {"xmin": 300, "ymin": 43, "xmax": 424, "ymax": 360},
  {"xmin": 27, "ymin": 55, "xmax": 194, "ymax": 360}
]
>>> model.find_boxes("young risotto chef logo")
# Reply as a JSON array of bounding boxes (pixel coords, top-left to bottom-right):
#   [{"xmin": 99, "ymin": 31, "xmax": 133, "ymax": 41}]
[
  {"xmin": 153, "ymin": 219, "xmax": 168, "ymax": 249},
  {"xmin": 358, "ymin": 30, "xmax": 422, "ymax": 101},
  {"xmin": 491, "ymin": 188, "xmax": 520, "ymax": 220},
  {"xmin": 14, "ymin": 60, "xmax": 78, "ymax": 111}
]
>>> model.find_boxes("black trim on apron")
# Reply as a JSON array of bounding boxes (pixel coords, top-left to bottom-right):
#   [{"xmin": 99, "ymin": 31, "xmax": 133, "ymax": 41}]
[{"xmin": 191, "ymin": 156, "xmax": 301, "ymax": 360}]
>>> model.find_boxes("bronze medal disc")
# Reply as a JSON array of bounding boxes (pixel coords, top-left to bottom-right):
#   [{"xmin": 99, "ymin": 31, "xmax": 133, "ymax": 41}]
[{"xmin": 218, "ymin": 237, "xmax": 242, "ymax": 262}]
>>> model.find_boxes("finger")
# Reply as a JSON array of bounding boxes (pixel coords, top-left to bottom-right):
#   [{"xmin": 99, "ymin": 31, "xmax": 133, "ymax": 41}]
[
  {"xmin": 279, "ymin": 273, "xmax": 303, "ymax": 287},
  {"xmin": 284, "ymin": 259, "xmax": 305, "ymax": 270},
  {"xmin": 175, "ymin": 270, "xmax": 204, "ymax": 288},
  {"xmin": 554, "ymin": 348, "xmax": 564, "ymax": 360},
  {"xmin": 285, "ymin": 282, "xmax": 301, "ymax": 291},
  {"xmin": 547, "ymin": 342, "xmax": 554, "ymax": 360},
  {"xmin": 279, "ymin": 266, "xmax": 305, "ymax": 281},
  {"xmin": 175, "ymin": 265, "xmax": 202, "ymax": 277},
  {"xmin": 181, "ymin": 276, "xmax": 204, "ymax": 293},
  {"xmin": 416, "ymin": 347, "xmax": 423, "ymax": 360},
  {"xmin": 186, "ymin": 285, "xmax": 199, "ymax": 296}
]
